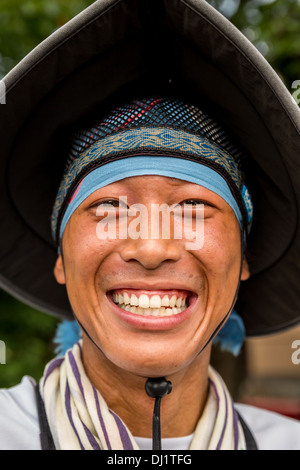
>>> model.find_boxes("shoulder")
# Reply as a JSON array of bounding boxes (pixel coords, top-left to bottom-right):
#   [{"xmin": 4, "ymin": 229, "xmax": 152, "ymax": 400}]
[
  {"xmin": 235, "ymin": 402, "xmax": 300, "ymax": 450},
  {"xmin": 0, "ymin": 376, "xmax": 41, "ymax": 450}
]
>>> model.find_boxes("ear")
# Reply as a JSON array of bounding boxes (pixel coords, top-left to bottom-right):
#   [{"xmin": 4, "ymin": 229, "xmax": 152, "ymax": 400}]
[
  {"xmin": 54, "ymin": 255, "xmax": 66, "ymax": 285},
  {"xmin": 241, "ymin": 256, "xmax": 250, "ymax": 281}
]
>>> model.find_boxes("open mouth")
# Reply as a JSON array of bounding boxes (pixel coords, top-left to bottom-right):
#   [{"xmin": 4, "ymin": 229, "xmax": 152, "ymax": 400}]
[{"xmin": 110, "ymin": 289, "xmax": 191, "ymax": 317}]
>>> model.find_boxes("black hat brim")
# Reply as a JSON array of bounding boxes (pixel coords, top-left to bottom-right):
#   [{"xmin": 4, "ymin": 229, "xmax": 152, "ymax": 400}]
[{"xmin": 1, "ymin": 0, "xmax": 300, "ymax": 335}]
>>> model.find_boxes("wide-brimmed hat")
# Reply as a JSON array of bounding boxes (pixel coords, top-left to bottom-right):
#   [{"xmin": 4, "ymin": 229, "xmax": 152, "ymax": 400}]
[{"xmin": 1, "ymin": 0, "xmax": 300, "ymax": 336}]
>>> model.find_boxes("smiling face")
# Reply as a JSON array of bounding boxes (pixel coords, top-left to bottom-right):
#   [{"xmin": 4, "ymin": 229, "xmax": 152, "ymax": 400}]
[{"xmin": 54, "ymin": 175, "xmax": 249, "ymax": 378}]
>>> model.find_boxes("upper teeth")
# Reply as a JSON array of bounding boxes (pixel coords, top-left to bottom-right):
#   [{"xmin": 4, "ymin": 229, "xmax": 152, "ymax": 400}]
[
  {"xmin": 112, "ymin": 291, "xmax": 189, "ymax": 317},
  {"xmin": 112, "ymin": 292, "xmax": 186, "ymax": 309}
]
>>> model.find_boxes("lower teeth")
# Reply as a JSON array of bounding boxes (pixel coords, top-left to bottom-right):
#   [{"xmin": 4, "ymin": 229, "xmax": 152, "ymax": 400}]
[{"xmin": 115, "ymin": 304, "xmax": 186, "ymax": 316}]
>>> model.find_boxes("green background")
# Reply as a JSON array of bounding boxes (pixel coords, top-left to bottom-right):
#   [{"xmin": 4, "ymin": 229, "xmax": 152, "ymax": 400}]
[{"xmin": 0, "ymin": 0, "xmax": 299, "ymax": 388}]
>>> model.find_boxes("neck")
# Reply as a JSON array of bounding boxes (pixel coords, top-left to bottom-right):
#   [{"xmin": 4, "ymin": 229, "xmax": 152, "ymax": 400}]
[{"xmin": 81, "ymin": 335, "xmax": 211, "ymax": 438}]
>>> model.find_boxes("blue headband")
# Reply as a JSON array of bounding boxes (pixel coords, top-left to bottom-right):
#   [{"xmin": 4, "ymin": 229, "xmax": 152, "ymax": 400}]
[{"xmin": 59, "ymin": 156, "xmax": 251, "ymax": 240}]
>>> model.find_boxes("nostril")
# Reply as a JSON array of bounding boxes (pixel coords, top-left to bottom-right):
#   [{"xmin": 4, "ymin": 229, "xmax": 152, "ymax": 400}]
[{"xmin": 119, "ymin": 238, "xmax": 182, "ymax": 269}]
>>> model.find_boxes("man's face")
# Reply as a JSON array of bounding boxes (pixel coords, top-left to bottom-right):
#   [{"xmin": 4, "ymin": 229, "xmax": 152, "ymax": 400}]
[{"xmin": 54, "ymin": 175, "xmax": 249, "ymax": 377}]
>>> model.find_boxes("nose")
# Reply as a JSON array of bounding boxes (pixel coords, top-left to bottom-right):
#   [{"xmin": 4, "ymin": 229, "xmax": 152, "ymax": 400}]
[{"xmin": 119, "ymin": 237, "xmax": 182, "ymax": 270}]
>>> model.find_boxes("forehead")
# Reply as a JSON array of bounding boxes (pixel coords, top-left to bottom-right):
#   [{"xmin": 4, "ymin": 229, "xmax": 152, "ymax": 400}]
[{"xmin": 83, "ymin": 175, "xmax": 225, "ymax": 202}]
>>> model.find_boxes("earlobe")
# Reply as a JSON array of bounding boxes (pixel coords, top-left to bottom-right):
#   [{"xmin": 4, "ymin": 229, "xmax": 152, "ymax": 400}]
[
  {"xmin": 54, "ymin": 255, "xmax": 66, "ymax": 285},
  {"xmin": 241, "ymin": 256, "xmax": 250, "ymax": 281}
]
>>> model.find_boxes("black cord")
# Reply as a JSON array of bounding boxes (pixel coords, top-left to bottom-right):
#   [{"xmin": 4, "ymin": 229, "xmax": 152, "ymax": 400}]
[
  {"xmin": 145, "ymin": 377, "xmax": 172, "ymax": 450},
  {"xmin": 152, "ymin": 397, "xmax": 162, "ymax": 450}
]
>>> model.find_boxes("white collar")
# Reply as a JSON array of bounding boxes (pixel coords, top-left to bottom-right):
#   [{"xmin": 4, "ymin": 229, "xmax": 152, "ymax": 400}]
[{"xmin": 134, "ymin": 434, "xmax": 194, "ymax": 451}]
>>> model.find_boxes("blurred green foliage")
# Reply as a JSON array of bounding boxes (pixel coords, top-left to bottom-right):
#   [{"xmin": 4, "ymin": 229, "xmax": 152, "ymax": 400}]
[
  {"xmin": 209, "ymin": 0, "xmax": 300, "ymax": 87},
  {"xmin": 0, "ymin": 0, "xmax": 300, "ymax": 388},
  {"xmin": 0, "ymin": 0, "xmax": 94, "ymax": 388},
  {"xmin": 0, "ymin": 290, "xmax": 58, "ymax": 387},
  {"xmin": 232, "ymin": 0, "xmax": 300, "ymax": 87},
  {"xmin": 0, "ymin": 0, "xmax": 94, "ymax": 78}
]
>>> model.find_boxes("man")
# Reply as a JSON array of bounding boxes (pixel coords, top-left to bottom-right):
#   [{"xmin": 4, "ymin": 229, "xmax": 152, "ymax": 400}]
[{"xmin": 0, "ymin": 0, "xmax": 300, "ymax": 450}]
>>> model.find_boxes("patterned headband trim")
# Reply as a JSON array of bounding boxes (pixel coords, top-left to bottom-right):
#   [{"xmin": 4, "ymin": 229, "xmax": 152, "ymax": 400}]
[
  {"xmin": 66, "ymin": 97, "xmax": 246, "ymax": 167},
  {"xmin": 51, "ymin": 127, "xmax": 249, "ymax": 242}
]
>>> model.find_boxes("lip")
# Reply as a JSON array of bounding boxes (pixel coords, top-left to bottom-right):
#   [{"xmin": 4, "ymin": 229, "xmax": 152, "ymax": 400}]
[
  {"xmin": 106, "ymin": 288, "xmax": 198, "ymax": 331},
  {"xmin": 106, "ymin": 280, "xmax": 198, "ymax": 293}
]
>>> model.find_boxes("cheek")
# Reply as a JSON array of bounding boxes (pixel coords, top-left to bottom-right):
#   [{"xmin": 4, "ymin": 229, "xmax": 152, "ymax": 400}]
[
  {"xmin": 61, "ymin": 219, "xmax": 121, "ymax": 318},
  {"xmin": 193, "ymin": 218, "xmax": 242, "ymax": 342},
  {"xmin": 62, "ymin": 217, "xmax": 114, "ymax": 281},
  {"xmin": 195, "ymin": 218, "xmax": 242, "ymax": 315},
  {"xmin": 201, "ymin": 218, "xmax": 241, "ymax": 270}
]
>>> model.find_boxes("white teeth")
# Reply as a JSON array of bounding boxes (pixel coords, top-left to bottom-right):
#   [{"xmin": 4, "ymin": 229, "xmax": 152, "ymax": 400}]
[
  {"xmin": 130, "ymin": 294, "xmax": 139, "ymax": 306},
  {"xmin": 169, "ymin": 295, "xmax": 176, "ymax": 307},
  {"xmin": 151, "ymin": 308, "xmax": 160, "ymax": 316},
  {"xmin": 112, "ymin": 291, "xmax": 189, "ymax": 317},
  {"xmin": 138, "ymin": 294, "xmax": 150, "ymax": 309},
  {"xmin": 117, "ymin": 304, "xmax": 186, "ymax": 316},
  {"xmin": 149, "ymin": 295, "xmax": 161, "ymax": 308}
]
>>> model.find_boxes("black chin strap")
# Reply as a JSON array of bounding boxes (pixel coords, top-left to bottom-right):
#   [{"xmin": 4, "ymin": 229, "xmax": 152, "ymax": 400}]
[
  {"xmin": 145, "ymin": 377, "xmax": 173, "ymax": 450},
  {"xmin": 198, "ymin": 230, "xmax": 246, "ymax": 355}
]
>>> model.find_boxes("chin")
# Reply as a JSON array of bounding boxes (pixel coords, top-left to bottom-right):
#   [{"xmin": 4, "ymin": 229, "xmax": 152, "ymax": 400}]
[{"xmin": 104, "ymin": 343, "xmax": 203, "ymax": 380}]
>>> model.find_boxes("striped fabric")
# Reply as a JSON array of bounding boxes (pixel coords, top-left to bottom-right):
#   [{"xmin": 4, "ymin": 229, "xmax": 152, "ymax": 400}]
[
  {"xmin": 192, "ymin": 367, "xmax": 246, "ymax": 450},
  {"xmin": 39, "ymin": 341, "xmax": 246, "ymax": 450}
]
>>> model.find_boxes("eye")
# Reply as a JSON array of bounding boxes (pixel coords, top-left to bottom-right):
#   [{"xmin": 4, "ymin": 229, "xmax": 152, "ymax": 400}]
[
  {"xmin": 180, "ymin": 199, "xmax": 214, "ymax": 207},
  {"xmin": 175, "ymin": 199, "xmax": 215, "ymax": 221},
  {"xmin": 91, "ymin": 198, "xmax": 128, "ymax": 210}
]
